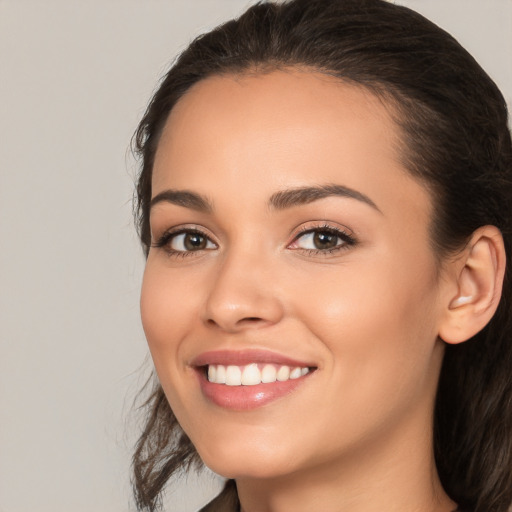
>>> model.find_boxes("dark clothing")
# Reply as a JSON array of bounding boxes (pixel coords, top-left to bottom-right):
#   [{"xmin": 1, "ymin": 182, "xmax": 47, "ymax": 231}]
[{"xmin": 199, "ymin": 480, "xmax": 239, "ymax": 512}]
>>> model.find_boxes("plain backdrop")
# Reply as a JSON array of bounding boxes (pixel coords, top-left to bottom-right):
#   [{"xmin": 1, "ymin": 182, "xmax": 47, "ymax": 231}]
[{"xmin": 1, "ymin": 1, "xmax": 511, "ymax": 511}]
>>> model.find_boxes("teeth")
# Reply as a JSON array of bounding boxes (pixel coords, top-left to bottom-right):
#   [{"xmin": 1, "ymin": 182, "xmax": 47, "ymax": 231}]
[
  {"xmin": 225, "ymin": 365, "xmax": 242, "ymax": 386},
  {"xmin": 208, "ymin": 365, "xmax": 216, "ymax": 383},
  {"xmin": 216, "ymin": 365, "xmax": 226, "ymax": 384},
  {"xmin": 289, "ymin": 367, "xmax": 302, "ymax": 379},
  {"xmin": 241, "ymin": 363, "xmax": 261, "ymax": 386},
  {"xmin": 207, "ymin": 363, "xmax": 310, "ymax": 385},
  {"xmin": 261, "ymin": 364, "xmax": 277, "ymax": 383},
  {"xmin": 276, "ymin": 365, "xmax": 290, "ymax": 381}
]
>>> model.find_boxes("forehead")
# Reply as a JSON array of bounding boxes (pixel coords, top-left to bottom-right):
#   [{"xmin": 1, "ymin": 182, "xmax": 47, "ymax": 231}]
[{"xmin": 152, "ymin": 69, "xmax": 431, "ymax": 224}]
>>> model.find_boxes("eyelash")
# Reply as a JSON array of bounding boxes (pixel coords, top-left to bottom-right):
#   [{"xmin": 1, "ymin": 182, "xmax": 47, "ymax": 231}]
[{"xmin": 152, "ymin": 223, "xmax": 357, "ymax": 258}]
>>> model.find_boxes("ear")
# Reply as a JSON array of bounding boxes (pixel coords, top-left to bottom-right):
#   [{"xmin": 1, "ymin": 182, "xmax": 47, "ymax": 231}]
[{"xmin": 439, "ymin": 226, "xmax": 506, "ymax": 345}]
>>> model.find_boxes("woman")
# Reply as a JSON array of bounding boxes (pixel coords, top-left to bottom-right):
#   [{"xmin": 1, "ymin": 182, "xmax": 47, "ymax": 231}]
[{"xmin": 132, "ymin": 0, "xmax": 512, "ymax": 511}]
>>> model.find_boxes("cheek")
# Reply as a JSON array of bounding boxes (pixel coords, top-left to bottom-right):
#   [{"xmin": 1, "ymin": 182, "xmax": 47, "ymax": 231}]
[
  {"xmin": 140, "ymin": 261, "xmax": 196, "ymax": 370},
  {"xmin": 286, "ymin": 252, "xmax": 441, "ymax": 388},
  {"xmin": 140, "ymin": 261, "xmax": 203, "ymax": 430}
]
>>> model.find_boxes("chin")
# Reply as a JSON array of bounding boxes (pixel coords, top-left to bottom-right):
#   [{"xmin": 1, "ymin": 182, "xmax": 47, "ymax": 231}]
[{"xmin": 195, "ymin": 437, "xmax": 303, "ymax": 480}]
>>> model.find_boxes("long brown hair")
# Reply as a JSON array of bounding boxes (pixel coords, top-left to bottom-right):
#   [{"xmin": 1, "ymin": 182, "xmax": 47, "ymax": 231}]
[{"xmin": 132, "ymin": 1, "xmax": 512, "ymax": 510}]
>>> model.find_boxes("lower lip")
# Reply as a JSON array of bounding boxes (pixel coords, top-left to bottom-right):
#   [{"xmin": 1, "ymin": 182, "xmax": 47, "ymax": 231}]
[{"xmin": 196, "ymin": 369, "xmax": 313, "ymax": 411}]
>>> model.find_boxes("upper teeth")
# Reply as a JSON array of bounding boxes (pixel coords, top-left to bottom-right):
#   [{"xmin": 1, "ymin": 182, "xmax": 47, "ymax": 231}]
[{"xmin": 207, "ymin": 363, "xmax": 310, "ymax": 386}]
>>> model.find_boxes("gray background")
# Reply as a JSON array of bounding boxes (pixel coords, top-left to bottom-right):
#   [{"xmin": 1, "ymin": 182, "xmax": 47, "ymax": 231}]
[{"xmin": 1, "ymin": 1, "xmax": 511, "ymax": 511}]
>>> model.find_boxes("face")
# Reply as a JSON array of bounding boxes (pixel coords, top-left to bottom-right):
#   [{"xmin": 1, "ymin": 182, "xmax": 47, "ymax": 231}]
[{"xmin": 141, "ymin": 70, "xmax": 449, "ymax": 481}]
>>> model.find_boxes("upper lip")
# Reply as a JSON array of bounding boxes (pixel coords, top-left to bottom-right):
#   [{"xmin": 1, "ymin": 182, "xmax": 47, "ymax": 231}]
[{"xmin": 191, "ymin": 349, "xmax": 316, "ymax": 368}]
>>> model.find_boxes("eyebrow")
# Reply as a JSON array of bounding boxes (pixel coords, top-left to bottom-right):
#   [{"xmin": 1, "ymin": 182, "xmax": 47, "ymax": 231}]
[
  {"xmin": 268, "ymin": 184, "xmax": 381, "ymax": 213},
  {"xmin": 150, "ymin": 183, "xmax": 380, "ymax": 214},
  {"xmin": 150, "ymin": 189, "xmax": 213, "ymax": 213}
]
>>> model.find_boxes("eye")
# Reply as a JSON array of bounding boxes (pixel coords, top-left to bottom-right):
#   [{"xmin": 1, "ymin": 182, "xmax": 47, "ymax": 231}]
[
  {"xmin": 153, "ymin": 228, "xmax": 217, "ymax": 255},
  {"xmin": 289, "ymin": 225, "xmax": 356, "ymax": 253},
  {"xmin": 169, "ymin": 231, "xmax": 215, "ymax": 252}
]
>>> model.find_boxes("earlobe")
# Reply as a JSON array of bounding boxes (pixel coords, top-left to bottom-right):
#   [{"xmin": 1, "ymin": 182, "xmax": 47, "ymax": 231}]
[{"xmin": 439, "ymin": 226, "xmax": 506, "ymax": 345}]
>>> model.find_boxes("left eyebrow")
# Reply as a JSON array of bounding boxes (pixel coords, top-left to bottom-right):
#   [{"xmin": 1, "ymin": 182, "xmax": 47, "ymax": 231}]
[{"xmin": 268, "ymin": 184, "xmax": 382, "ymax": 213}]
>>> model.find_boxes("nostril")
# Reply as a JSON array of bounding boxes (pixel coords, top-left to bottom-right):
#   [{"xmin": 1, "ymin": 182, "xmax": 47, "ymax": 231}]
[
  {"xmin": 205, "ymin": 316, "xmax": 265, "ymax": 330},
  {"xmin": 237, "ymin": 317, "xmax": 266, "ymax": 326}
]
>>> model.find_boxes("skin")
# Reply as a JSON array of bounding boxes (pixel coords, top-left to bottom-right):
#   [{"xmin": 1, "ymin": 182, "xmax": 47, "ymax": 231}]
[{"xmin": 141, "ymin": 70, "xmax": 460, "ymax": 512}]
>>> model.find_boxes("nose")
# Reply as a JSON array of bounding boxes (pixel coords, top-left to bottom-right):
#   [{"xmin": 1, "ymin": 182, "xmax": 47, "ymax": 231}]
[{"xmin": 202, "ymin": 250, "xmax": 285, "ymax": 333}]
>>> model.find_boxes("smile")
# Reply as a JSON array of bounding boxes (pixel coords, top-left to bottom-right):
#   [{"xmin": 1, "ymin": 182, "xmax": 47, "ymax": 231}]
[
  {"xmin": 207, "ymin": 363, "xmax": 310, "ymax": 386},
  {"xmin": 192, "ymin": 350, "xmax": 317, "ymax": 410}
]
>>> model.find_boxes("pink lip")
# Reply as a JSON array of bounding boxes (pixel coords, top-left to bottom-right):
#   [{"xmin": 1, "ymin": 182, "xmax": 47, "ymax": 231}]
[
  {"xmin": 191, "ymin": 349, "xmax": 316, "ymax": 411},
  {"xmin": 191, "ymin": 349, "xmax": 314, "ymax": 368}
]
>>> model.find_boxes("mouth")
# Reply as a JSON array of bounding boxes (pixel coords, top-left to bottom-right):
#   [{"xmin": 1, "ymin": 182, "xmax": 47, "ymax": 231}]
[{"xmin": 192, "ymin": 350, "xmax": 317, "ymax": 410}]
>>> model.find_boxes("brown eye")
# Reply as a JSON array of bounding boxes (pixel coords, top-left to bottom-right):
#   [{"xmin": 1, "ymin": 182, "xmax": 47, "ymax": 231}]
[
  {"xmin": 289, "ymin": 225, "xmax": 356, "ymax": 254},
  {"xmin": 182, "ymin": 233, "xmax": 207, "ymax": 250},
  {"xmin": 312, "ymin": 231, "xmax": 338, "ymax": 250},
  {"xmin": 294, "ymin": 229, "xmax": 343, "ymax": 251},
  {"xmin": 167, "ymin": 231, "xmax": 216, "ymax": 252}
]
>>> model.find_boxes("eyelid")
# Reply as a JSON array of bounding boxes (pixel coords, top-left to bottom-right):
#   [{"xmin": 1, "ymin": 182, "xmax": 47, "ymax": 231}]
[{"xmin": 289, "ymin": 220, "xmax": 354, "ymax": 239}]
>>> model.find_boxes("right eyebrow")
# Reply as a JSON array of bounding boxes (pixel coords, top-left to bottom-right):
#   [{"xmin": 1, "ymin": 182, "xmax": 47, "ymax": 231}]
[{"xmin": 150, "ymin": 189, "xmax": 213, "ymax": 213}]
